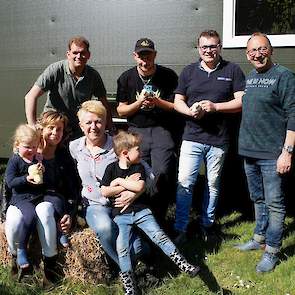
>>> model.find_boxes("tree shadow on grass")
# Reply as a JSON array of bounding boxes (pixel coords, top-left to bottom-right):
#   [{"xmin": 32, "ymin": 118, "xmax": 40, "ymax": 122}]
[
  {"xmin": 0, "ymin": 285, "xmax": 14, "ymax": 295},
  {"xmin": 0, "ymin": 283, "xmax": 38, "ymax": 295},
  {"xmin": 280, "ymin": 244, "xmax": 295, "ymax": 264},
  {"xmin": 283, "ymin": 217, "xmax": 295, "ymax": 239},
  {"xmin": 136, "ymin": 215, "xmax": 237, "ymax": 294},
  {"xmin": 220, "ymin": 212, "xmax": 253, "ymax": 229},
  {"xmin": 279, "ymin": 218, "xmax": 295, "ymax": 263},
  {"xmin": 183, "ymin": 225, "xmax": 237, "ymax": 294}
]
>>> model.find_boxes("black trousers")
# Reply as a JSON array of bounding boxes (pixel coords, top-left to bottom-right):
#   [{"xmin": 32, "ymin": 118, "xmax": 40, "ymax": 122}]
[{"xmin": 129, "ymin": 126, "xmax": 177, "ymax": 222}]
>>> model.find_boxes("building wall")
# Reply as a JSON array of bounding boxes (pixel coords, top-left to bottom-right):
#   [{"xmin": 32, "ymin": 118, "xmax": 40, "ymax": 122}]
[{"xmin": 0, "ymin": 0, "xmax": 294, "ymax": 157}]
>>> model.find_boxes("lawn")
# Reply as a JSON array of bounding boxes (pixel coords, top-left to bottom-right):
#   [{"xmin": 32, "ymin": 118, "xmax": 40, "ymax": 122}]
[{"xmin": 1, "ymin": 211, "xmax": 294, "ymax": 295}]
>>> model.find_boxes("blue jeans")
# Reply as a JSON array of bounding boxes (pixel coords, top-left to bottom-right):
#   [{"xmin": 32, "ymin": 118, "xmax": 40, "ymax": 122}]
[
  {"xmin": 86, "ymin": 203, "xmax": 144, "ymax": 265},
  {"xmin": 6, "ymin": 203, "xmax": 59, "ymax": 257},
  {"xmin": 174, "ymin": 140, "xmax": 227, "ymax": 232},
  {"xmin": 244, "ymin": 158, "xmax": 286, "ymax": 252},
  {"xmin": 114, "ymin": 208, "xmax": 176, "ymax": 272}
]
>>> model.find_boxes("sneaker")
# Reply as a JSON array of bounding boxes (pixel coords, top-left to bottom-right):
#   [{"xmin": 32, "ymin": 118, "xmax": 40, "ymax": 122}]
[
  {"xmin": 59, "ymin": 234, "xmax": 69, "ymax": 248},
  {"xmin": 173, "ymin": 231, "xmax": 187, "ymax": 245},
  {"xmin": 235, "ymin": 239, "xmax": 265, "ymax": 251},
  {"xmin": 256, "ymin": 252, "xmax": 279, "ymax": 273},
  {"xmin": 16, "ymin": 249, "xmax": 30, "ymax": 269},
  {"xmin": 186, "ymin": 264, "xmax": 201, "ymax": 278}
]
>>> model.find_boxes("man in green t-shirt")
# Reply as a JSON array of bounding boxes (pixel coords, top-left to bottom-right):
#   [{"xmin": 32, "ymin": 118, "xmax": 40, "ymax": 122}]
[
  {"xmin": 236, "ymin": 32, "xmax": 295, "ymax": 272},
  {"xmin": 25, "ymin": 36, "xmax": 112, "ymax": 138}
]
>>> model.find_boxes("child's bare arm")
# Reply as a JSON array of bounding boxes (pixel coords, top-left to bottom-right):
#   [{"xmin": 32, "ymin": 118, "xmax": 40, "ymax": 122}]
[
  {"xmin": 114, "ymin": 190, "xmax": 141, "ymax": 213},
  {"xmin": 112, "ymin": 177, "xmax": 145, "ymax": 194},
  {"xmin": 100, "ymin": 184, "xmax": 125, "ymax": 198}
]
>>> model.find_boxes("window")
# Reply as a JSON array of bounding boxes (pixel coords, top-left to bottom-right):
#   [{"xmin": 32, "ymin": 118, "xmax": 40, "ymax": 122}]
[{"xmin": 223, "ymin": 0, "xmax": 295, "ymax": 48}]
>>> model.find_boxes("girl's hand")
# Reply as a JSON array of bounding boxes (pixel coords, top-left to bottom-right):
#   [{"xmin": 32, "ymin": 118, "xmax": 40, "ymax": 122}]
[{"xmin": 26, "ymin": 175, "xmax": 38, "ymax": 185}]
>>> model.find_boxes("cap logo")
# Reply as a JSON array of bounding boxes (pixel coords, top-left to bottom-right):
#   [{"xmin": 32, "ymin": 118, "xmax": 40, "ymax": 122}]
[{"xmin": 141, "ymin": 40, "xmax": 150, "ymax": 47}]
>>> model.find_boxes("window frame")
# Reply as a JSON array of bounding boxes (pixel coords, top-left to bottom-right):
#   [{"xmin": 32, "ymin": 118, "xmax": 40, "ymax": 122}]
[{"xmin": 222, "ymin": 0, "xmax": 295, "ymax": 48}]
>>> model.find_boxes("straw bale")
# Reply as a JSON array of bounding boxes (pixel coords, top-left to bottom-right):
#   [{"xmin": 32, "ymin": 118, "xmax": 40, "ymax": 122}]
[
  {"xmin": 0, "ymin": 222, "xmax": 110, "ymax": 284},
  {"xmin": 0, "ymin": 222, "xmax": 42, "ymax": 267},
  {"xmin": 0, "ymin": 222, "xmax": 10, "ymax": 265},
  {"xmin": 63, "ymin": 228, "xmax": 110, "ymax": 283}
]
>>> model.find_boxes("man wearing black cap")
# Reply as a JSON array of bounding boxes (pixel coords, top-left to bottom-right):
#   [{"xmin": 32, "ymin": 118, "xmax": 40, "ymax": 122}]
[{"xmin": 116, "ymin": 38, "xmax": 180, "ymax": 222}]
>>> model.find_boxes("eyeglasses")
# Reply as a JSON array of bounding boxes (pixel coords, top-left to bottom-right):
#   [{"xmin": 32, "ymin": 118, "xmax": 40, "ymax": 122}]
[
  {"xmin": 247, "ymin": 46, "xmax": 269, "ymax": 57},
  {"xmin": 198, "ymin": 44, "xmax": 220, "ymax": 52}
]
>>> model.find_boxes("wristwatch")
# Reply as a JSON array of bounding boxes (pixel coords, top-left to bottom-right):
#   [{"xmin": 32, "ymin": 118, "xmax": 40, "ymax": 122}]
[{"xmin": 283, "ymin": 145, "xmax": 294, "ymax": 154}]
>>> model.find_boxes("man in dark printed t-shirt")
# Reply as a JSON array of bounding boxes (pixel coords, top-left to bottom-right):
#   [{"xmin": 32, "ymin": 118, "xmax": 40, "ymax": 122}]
[{"xmin": 116, "ymin": 38, "xmax": 181, "ymax": 223}]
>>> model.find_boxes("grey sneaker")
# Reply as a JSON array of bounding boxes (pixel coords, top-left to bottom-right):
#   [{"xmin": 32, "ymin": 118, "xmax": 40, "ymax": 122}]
[
  {"xmin": 256, "ymin": 252, "xmax": 279, "ymax": 273},
  {"xmin": 235, "ymin": 239, "xmax": 265, "ymax": 251}
]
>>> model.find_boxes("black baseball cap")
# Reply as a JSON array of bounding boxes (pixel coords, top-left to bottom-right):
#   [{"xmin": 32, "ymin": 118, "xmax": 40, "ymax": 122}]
[{"xmin": 134, "ymin": 38, "xmax": 155, "ymax": 53}]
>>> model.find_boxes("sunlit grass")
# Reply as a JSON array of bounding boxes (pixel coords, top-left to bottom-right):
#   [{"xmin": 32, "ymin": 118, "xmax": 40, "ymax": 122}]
[{"xmin": 1, "ymin": 212, "xmax": 295, "ymax": 294}]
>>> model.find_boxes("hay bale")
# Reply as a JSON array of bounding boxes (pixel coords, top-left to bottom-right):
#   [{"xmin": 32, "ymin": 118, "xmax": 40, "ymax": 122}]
[
  {"xmin": 62, "ymin": 228, "xmax": 110, "ymax": 283},
  {"xmin": 0, "ymin": 222, "xmax": 42, "ymax": 267},
  {"xmin": 1, "ymin": 222, "xmax": 111, "ymax": 284},
  {"xmin": 0, "ymin": 222, "xmax": 10, "ymax": 266}
]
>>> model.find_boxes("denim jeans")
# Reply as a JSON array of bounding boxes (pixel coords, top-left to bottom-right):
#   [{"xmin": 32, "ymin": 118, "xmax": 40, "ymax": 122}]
[
  {"xmin": 174, "ymin": 140, "xmax": 228, "ymax": 232},
  {"xmin": 5, "ymin": 205, "xmax": 22, "ymax": 256},
  {"xmin": 35, "ymin": 202, "xmax": 58, "ymax": 257},
  {"xmin": 244, "ymin": 158, "xmax": 286, "ymax": 252},
  {"xmin": 86, "ymin": 203, "xmax": 144, "ymax": 266},
  {"xmin": 114, "ymin": 208, "xmax": 176, "ymax": 272},
  {"xmin": 5, "ymin": 202, "xmax": 58, "ymax": 257}
]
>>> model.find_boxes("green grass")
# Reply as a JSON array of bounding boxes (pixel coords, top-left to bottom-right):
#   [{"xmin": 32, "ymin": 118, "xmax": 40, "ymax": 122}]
[{"xmin": 1, "ymin": 212, "xmax": 295, "ymax": 295}]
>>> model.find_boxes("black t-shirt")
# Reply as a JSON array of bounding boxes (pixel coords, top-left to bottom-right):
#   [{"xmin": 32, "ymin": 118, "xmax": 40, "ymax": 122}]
[
  {"xmin": 116, "ymin": 65, "xmax": 179, "ymax": 129},
  {"xmin": 175, "ymin": 59, "xmax": 245, "ymax": 145},
  {"xmin": 101, "ymin": 161, "xmax": 149, "ymax": 216}
]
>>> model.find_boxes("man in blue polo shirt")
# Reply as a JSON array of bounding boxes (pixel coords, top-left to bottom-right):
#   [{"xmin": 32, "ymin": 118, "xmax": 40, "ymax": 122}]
[
  {"xmin": 25, "ymin": 36, "xmax": 112, "ymax": 139},
  {"xmin": 173, "ymin": 30, "xmax": 245, "ymax": 243}
]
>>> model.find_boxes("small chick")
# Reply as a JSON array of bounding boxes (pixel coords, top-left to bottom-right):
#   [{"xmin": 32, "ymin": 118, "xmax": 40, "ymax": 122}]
[
  {"xmin": 190, "ymin": 102, "xmax": 205, "ymax": 119},
  {"xmin": 28, "ymin": 163, "xmax": 44, "ymax": 184}
]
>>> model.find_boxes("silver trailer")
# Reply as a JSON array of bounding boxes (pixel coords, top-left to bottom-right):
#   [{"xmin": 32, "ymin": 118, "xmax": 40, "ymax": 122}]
[{"xmin": 0, "ymin": 0, "xmax": 294, "ymax": 157}]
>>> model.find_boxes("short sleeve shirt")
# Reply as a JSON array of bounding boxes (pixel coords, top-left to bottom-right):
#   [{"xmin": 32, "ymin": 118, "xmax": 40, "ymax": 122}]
[
  {"xmin": 116, "ymin": 65, "xmax": 178, "ymax": 128},
  {"xmin": 69, "ymin": 135, "xmax": 116, "ymax": 205},
  {"xmin": 175, "ymin": 59, "xmax": 245, "ymax": 145},
  {"xmin": 101, "ymin": 161, "xmax": 149, "ymax": 216},
  {"xmin": 35, "ymin": 60, "xmax": 106, "ymax": 136}
]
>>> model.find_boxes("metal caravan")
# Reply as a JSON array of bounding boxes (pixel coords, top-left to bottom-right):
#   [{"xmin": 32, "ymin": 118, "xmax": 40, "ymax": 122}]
[{"xmin": 0, "ymin": 0, "xmax": 294, "ymax": 158}]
